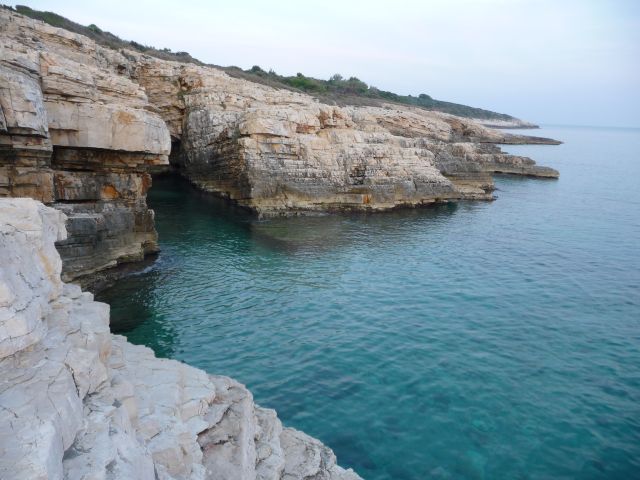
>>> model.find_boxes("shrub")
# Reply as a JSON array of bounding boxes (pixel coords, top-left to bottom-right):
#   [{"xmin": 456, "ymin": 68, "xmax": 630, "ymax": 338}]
[{"xmin": 88, "ymin": 23, "xmax": 102, "ymax": 34}]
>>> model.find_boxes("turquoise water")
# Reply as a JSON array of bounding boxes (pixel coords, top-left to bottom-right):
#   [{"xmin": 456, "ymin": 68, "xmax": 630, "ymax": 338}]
[{"xmin": 98, "ymin": 126, "xmax": 640, "ymax": 479}]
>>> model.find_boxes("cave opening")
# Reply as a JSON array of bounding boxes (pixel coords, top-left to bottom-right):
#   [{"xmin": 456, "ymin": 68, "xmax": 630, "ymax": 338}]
[{"xmin": 168, "ymin": 138, "xmax": 183, "ymax": 170}]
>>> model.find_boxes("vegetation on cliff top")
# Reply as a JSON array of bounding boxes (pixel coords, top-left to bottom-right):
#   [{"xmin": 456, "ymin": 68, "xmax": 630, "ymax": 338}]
[
  {"xmin": 228, "ymin": 68, "xmax": 515, "ymax": 120},
  {"xmin": 5, "ymin": 4, "xmax": 516, "ymax": 122}
]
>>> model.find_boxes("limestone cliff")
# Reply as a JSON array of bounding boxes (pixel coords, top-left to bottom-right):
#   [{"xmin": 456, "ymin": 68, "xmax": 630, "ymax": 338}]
[
  {"xmin": 0, "ymin": 8, "xmax": 559, "ymax": 284},
  {"xmin": 0, "ymin": 8, "xmax": 170, "ymax": 288},
  {"xmin": 0, "ymin": 198, "xmax": 360, "ymax": 480},
  {"xmin": 139, "ymin": 62, "xmax": 558, "ymax": 213}
]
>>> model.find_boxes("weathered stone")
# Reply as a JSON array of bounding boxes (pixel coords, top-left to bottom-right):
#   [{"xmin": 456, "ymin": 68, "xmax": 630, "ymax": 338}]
[
  {"xmin": 0, "ymin": 199, "xmax": 361, "ymax": 479},
  {"xmin": 0, "ymin": 6, "xmax": 558, "ymax": 282},
  {"xmin": 135, "ymin": 60, "xmax": 558, "ymax": 215},
  {"xmin": 0, "ymin": 9, "xmax": 169, "ymax": 288},
  {"xmin": 280, "ymin": 429, "xmax": 362, "ymax": 480},
  {"xmin": 0, "ymin": 198, "xmax": 64, "ymax": 358}
]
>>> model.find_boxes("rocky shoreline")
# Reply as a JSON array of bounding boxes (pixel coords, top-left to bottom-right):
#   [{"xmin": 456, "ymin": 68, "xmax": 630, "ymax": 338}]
[
  {"xmin": 1, "ymin": 8, "xmax": 559, "ymax": 288},
  {"xmin": 0, "ymin": 198, "xmax": 361, "ymax": 479},
  {"xmin": 0, "ymin": 9, "xmax": 562, "ymax": 478}
]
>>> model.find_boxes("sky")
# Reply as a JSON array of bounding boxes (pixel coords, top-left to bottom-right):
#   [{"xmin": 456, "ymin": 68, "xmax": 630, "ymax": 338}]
[{"xmin": 13, "ymin": 0, "xmax": 640, "ymax": 127}]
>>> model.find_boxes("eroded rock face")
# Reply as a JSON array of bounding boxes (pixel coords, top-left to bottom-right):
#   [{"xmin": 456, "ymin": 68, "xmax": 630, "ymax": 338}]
[
  {"xmin": 0, "ymin": 7, "xmax": 558, "ymax": 285},
  {"xmin": 138, "ymin": 62, "xmax": 558, "ymax": 214},
  {"xmin": 0, "ymin": 9, "xmax": 170, "ymax": 288},
  {"xmin": 0, "ymin": 198, "xmax": 360, "ymax": 480}
]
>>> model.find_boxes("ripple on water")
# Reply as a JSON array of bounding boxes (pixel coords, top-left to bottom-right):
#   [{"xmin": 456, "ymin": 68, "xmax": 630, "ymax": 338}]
[{"xmin": 98, "ymin": 126, "xmax": 640, "ymax": 480}]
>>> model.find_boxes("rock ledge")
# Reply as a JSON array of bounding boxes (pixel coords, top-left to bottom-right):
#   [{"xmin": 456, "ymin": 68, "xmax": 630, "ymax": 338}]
[{"xmin": 0, "ymin": 198, "xmax": 360, "ymax": 480}]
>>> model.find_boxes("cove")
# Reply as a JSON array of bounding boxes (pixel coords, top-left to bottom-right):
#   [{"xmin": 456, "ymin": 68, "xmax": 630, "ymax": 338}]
[{"xmin": 98, "ymin": 126, "xmax": 640, "ymax": 479}]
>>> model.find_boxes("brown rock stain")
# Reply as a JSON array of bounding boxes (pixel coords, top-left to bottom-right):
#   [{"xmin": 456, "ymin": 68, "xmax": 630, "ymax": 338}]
[
  {"xmin": 38, "ymin": 251, "xmax": 55, "ymax": 277},
  {"xmin": 115, "ymin": 110, "xmax": 137, "ymax": 125},
  {"xmin": 101, "ymin": 184, "xmax": 120, "ymax": 199},
  {"xmin": 141, "ymin": 173, "xmax": 152, "ymax": 194}
]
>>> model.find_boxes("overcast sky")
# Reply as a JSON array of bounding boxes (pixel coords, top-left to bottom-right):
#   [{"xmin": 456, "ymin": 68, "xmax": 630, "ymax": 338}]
[{"xmin": 14, "ymin": 0, "xmax": 640, "ymax": 127}]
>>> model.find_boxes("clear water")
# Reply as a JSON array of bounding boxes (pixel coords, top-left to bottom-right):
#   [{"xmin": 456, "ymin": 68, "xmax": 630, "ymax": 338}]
[{"xmin": 98, "ymin": 126, "xmax": 640, "ymax": 480}]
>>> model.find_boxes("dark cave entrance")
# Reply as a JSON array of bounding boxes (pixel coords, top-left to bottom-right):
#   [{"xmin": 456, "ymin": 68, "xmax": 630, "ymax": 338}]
[{"xmin": 168, "ymin": 138, "xmax": 183, "ymax": 170}]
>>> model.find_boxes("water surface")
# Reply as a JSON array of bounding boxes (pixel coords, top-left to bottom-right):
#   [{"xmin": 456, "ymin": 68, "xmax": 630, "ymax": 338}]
[{"xmin": 98, "ymin": 126, "xmax": 640, "ymax": 479}]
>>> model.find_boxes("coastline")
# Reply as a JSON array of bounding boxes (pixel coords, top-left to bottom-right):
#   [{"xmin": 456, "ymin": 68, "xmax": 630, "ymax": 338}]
[
  {"xmin": 0, "ymin": 7, "xmax": 560, "ymax": 289},
  {"xmin": 0, "ymin": 198, "xmax": 361, "ymax": 479},
  {"xmin": 0, "ymin": 7, "xmax": 561, "ymax": 479},
  {"xmin": 1, "ymin": 3, "xmax": 638, "ymax": 479}
]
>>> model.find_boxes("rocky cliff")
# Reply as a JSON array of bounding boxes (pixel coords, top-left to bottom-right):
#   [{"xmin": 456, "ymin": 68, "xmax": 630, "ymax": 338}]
[
  {"xmin": 0, "ymin": 7, "xmax": 559, "ymax": 285},
  {"xmin": 0, "ymin": 198, "xmax": 360, "ymax": 480},
  {"xmin": 0, "ymin": 8, "xmax": 171, "ymax": 288},
  {"xmin": 139, "ymin": 62, "xmax": 558, "ymax": 213}
]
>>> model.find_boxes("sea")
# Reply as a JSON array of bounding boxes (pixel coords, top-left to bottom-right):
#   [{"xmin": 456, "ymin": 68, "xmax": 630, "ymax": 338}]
[{"xmin": 97, "ymin": 125, "xmax": 640, "ymax": 480}]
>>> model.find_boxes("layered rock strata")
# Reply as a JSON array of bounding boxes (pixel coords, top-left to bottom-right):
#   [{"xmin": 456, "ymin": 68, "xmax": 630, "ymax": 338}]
[
  {"xmin": 139, "ymin": 65, "xmax": 559, "ymax": 214},
  {"xmin": 0, "ymin": 8, "xmax": 559, "ymax": 283},
  {"xmin": 0, "ymin": 198, "xmax": 360, "ymax": 480},
  {"xmin": 0, "ymin": 9, "xmax": 170, "ymax": 287}
]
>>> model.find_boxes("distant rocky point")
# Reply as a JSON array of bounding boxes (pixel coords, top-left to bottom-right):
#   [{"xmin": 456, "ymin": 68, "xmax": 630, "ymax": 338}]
[{"xmin": 470, "ymin": 118, "xmax": 539, "ymax": 129}]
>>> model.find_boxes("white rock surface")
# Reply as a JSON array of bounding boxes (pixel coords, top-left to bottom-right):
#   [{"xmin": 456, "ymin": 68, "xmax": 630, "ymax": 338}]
[{"xmin": 0, "ymin": 198, "xmax": 361, "ymax": 480}]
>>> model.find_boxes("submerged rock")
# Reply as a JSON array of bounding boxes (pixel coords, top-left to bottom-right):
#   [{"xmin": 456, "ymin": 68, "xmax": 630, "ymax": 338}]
[{"xmin": 0, "ymin": 198, "xmax": 360, "ymax": 479}]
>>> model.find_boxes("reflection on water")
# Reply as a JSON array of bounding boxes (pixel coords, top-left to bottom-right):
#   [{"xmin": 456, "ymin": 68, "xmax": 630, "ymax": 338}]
[
  {"xmin": 97, "ymin": 126, "xmax": 640, "ymax": 480},
  {"xmin": 248, "ymin": 202, "xmax": 462, "ymax": 254}
]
